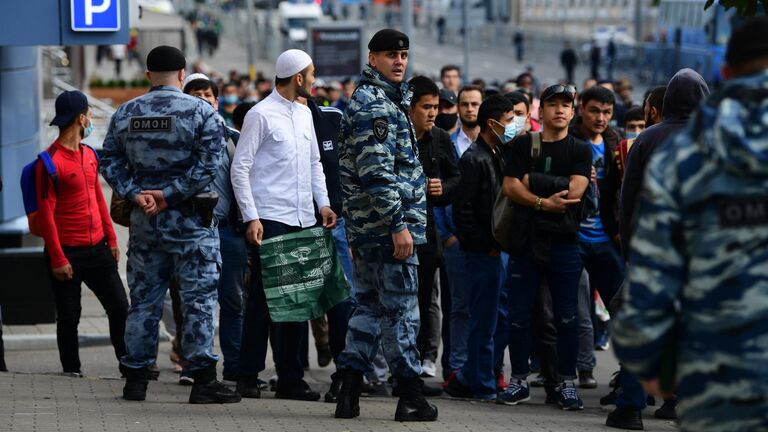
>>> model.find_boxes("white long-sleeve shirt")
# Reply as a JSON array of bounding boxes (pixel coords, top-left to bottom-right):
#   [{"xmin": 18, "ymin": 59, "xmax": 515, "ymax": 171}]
[{"xmin": 230, "ymin": 90, "xmax": 330, "ymax": 228}]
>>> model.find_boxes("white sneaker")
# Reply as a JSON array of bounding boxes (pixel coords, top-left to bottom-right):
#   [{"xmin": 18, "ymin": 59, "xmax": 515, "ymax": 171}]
[{"xmin": 420, "ymin": 360, "xmax": 437, "ymax": 377}]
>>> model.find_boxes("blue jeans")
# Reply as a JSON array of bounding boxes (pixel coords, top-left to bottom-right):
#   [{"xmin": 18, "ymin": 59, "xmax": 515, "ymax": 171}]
[
  {"xmin": 332, "ymin": 218, "xmax": 355, "ymax": 296},
  {"xmin": 508, "ymin": 242, "xmax": 583, "ymax": 381},
  {"xmin": 443, "ymin": 240, "xmax": 470, "ymax": 372},
  {"xmin": 239, "ymin": 220, "xmax": 305, "ymax": 383},
  {"xmin": 457, "ymin": 251, "xmax": 505, "ymax": 400},
  {"xmin": 216, "ymin": 225, "xmax": 248, "ymax": 380}
]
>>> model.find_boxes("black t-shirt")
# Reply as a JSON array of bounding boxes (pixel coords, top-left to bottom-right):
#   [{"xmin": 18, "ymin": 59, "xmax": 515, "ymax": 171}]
[
  {"xmin": 504, "ymin": 134, "xmax": 592, "ymax": 180},
  {"xmin": 503, "ymin": 133, "xmax": 592, "ymax": 244}
]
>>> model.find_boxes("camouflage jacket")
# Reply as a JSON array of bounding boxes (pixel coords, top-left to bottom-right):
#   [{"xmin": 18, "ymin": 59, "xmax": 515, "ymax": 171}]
[
  {"xmin": 100, "ymin": 85, "xmax": 226, "ymax": 207},
  {"xmin": 613, "ymin": 70, "xmax": 768, "ymax": 432},
  {"xmin": 339, "ymin": 65, "xmax": 427, "ymax": 249}
]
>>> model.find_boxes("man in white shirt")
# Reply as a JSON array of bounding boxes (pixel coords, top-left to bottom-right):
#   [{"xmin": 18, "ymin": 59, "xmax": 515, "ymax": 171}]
[{"xmin": 230, "ymin": 49, "xmax": 337, "ymax": 401}]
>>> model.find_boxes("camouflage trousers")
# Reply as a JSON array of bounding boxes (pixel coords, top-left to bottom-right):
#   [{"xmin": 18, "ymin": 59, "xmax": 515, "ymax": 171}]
[
  {"xmin": 122, "ymin": 208, "xmax": 221, "ymax": 371},
  {"xmin": 337, "ymin": 248, "xmax": 422, "ymax": 378}
]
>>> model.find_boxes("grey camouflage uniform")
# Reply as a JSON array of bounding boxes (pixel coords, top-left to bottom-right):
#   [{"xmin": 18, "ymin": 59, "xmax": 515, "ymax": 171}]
[
  {"xmin": 100, "ymin": 85, "xmax": 226, "ymax": 371},
  {"xmin": 613, "ymin": 70, "xmax": 768, "ymax": 432},
  {"xmin": 337, "ymin": 65, "xmax": 426, "ymax": 378}
]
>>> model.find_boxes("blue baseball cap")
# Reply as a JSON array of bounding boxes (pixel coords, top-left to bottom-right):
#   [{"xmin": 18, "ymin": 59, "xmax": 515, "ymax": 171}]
[{"xmin": 50, "ymin": 90, "xmax": 88, "ymax": 127}]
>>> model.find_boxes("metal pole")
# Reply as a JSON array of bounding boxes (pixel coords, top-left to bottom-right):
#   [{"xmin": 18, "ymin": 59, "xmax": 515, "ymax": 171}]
[
  {"xmin": 245, "ymin": 0, "xmax": 257, "ymax": 81},
  {"xmin": 463, "ymin": 0, "xmax": 470, "ymax": 81},
  {"xmin": 402, "ymin": 0, "xmax": 414, "ymax": 76}
]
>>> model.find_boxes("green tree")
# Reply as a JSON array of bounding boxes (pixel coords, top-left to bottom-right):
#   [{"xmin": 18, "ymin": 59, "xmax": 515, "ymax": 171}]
[{"xmin": 705, "ymin": 0, "xmax": 767, "ymax": 17}]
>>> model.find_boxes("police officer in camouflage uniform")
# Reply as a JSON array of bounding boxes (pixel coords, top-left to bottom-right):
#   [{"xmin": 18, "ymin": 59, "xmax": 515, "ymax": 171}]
[
  {"xmin": 100, "ymin": 46, "xmax": 241, "ymax": 404},
  {"xmin": 613, "ymin": 17, "xmax": 768, "ymax": 432},
  {"xmin": 334, "ymin": 29, "xmax": 437, "ymax": 422}
]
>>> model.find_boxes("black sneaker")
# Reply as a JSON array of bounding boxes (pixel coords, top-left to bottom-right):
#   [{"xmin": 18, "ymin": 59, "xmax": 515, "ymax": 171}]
[
  {"xmin": 497, "ymin": 380, "xmax": 530, "ymax": 406},
  {"xmin": 443, "ymin": 372, "xmax": 473, "ymax": 398},
  {"xmin": 392, "ymin": 379, "xmax": 443, "ymax": 397},
  {"xmin": 655, "ymin": 398, "xmax": 677, "ymax": 420},
  {"xmin": 324, "ymin": 373, "xmax": 341, "ymax": 403},
  {"xmin": 236, "ymin": 375, "xmax": 262, "ymax": 399},
  {"xmin": 544, "ymin": 385, "xmax": 558, "ymax": 405},
  {"xmin": 606, "ymin": 406, "xmax": 644, "ymax": 430},
  {"xmin": 578, "ymin": 370, "xmax": 597, "ymax": 389},
  {"xmin": 189, "ymin": 380, "xmax": 242, "ymax": 404},
  {"xmin": 556, "ymin": 381, "xmax": 584, "ymax": 411},
  {"xmin": 275, "ymin": 380, "xmax": 321, "ymax": 401},
  {"xmin": 365, "ymin": 382, "xmax": 389, "ymax": 397}
]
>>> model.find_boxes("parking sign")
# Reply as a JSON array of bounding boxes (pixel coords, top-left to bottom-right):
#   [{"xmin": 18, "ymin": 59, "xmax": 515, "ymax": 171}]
[{"xmin": 71, "ymin": 0, "xmax": 120, "ymax": 32}]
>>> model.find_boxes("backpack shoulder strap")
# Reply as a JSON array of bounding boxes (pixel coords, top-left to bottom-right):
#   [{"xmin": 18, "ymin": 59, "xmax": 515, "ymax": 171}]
[
  {"xmin": 530, "ymin": 132, "xmax": 541, "ymax": 159},
  {"xmin": 38, "ymin": 151, "xmax": 58, "ymax": 197},
  {"xmin": 82, "ymin": 144, "xmax": 100, "ymax": 164}
]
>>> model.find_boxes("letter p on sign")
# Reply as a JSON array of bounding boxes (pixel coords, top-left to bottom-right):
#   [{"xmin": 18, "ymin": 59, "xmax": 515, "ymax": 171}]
[{"xmin": 71, "ymin": 0, "xmax": 121, "ymax": 32}]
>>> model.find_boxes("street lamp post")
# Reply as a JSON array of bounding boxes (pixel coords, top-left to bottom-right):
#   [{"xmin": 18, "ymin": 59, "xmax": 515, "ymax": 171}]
[
  {"xmin": 245, "ymin": 0, "xmax": 257, "ymax": 81},
  {"xmin": 402, "ymin": 0, "xmax": 414, "ymax": 76},
  {"xmin": 463, "ymin": 0, "xmax": 471, "ymax": 80}
]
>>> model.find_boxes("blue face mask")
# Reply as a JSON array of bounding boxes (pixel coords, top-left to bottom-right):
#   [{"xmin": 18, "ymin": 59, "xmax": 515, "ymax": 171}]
[
  {"xmin": 83, "ymin": 118, "xmax": 93, "ymax": 139},
  {"xmin": 222, "ymin": 94, "xmax": 239, "ymax": 105},
  {"xmin": 625, "ymin": 131, "xmax": 640, "ymax": 140},
  {"xmin": 493, "ymin": 116, "xmax": 526, "ymax": 144}
]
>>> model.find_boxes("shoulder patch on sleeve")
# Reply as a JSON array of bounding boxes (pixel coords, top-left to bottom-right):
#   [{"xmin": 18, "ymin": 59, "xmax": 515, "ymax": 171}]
[{"xmin": 373, "ymin": 117, "xmax": 388, "ymax": 142}]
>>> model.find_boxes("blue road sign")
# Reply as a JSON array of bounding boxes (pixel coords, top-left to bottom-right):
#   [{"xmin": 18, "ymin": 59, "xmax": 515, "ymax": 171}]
[{"xmin": 71, "ymin": 0, "xmax": 120, "ymax": 31}]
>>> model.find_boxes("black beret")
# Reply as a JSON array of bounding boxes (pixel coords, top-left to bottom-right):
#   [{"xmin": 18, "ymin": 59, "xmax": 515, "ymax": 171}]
[
  {"xmin": 368, "ymin": 29, "xmax": 409, "ymax": 52},
  {"xmin": 146, "ymin": 45, "xmax": 186, "ymax": 72},
  {"xmin": 726, "ymin": 16, "xmax": 768, "ymax": 67}
]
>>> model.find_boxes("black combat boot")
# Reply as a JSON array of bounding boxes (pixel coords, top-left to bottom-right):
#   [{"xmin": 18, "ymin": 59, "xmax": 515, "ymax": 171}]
[
  {"xmin": 122, "ymin": 367, "xmax": 150, "ymax": 401},
  {"xmin": 606, "ymin": 406, "xmax": 644, "ymax": 430},
  {"xmin": 189, "ymin": 366, "xmax": 242, "ymax": 404},
  {"xmin": 394, "ymin": 377, "xmax": 438, "ymax": 422},
  {"xmin": 335, "ymin": 369, "xmax": 363, "ymax": 418}
]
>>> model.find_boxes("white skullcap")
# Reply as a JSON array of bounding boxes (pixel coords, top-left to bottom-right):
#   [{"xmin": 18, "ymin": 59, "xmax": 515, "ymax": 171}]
[
  {"xmin": 275, "ymin": 49, "xmax": 312, "ymax": 79},
  {"xmin": 183, "ymin": 72, "xmax": 211, "ymax": 89}
]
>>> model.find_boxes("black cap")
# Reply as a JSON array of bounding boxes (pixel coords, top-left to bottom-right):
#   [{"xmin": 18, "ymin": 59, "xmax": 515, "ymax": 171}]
[
  {"xmin": 146, "ymin": 45, "xmax": 186, "ymax": 72},
  {"xmin": 50, "ymin": 90, "xmax": 88, "ymax": 127},
  {"xmin": 726, "ymin": 16, "xmax": 768, "ymax": 67},
  {"xmin": 439, "ymin": 89, "xmax": 457, "ymax": 105},
  {"xmin": 541, "ymin": 84, "xmax": 576, "ymax": 102},
  {"xmin": 368, "ymin": 29, "xmax": 409, "ymax": 52}
]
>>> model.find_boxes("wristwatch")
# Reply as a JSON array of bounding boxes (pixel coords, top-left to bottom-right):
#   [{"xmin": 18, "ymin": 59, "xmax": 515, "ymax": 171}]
[{"xmin": 535, "ymin": 197, "xmax": 543, "ymax": 211}]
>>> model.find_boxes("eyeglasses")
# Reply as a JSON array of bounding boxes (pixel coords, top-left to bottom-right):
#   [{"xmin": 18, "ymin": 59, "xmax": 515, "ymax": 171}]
[{"xmin": 541, "ymin": 84, "xmax": 576, "ymax": 101}]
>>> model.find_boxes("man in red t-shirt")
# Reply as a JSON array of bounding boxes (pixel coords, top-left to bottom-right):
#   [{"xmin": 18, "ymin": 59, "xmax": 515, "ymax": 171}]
[{"xmin": 37, "ymin": 90, "xmax": 128, "ymax": 376}]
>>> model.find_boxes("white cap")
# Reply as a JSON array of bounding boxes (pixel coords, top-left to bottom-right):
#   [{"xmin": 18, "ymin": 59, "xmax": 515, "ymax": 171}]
[
  {"xmin": 275, "ymin": 49, "xmax": 312, "ymax": 79},
  {"xmin": 183, "ymin": 72, "xmax": 211, "ymax": 89}
]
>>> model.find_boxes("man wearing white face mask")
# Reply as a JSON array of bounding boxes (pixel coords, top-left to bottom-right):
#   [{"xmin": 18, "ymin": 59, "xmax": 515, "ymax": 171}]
[{"xmin": 444, "ymin": 95, "xmax": 522, "ymax": 400}]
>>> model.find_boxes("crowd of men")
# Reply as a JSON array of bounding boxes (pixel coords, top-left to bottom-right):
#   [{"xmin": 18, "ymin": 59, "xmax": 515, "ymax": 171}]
[{"xmin": 13, "ymin": 15, "xmax": 768, "ymax": 432}]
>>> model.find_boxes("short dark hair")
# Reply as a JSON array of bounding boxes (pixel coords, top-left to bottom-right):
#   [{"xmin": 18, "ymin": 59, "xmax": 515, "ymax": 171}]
[
  {"xmin": 184, "ymin": 79, "xmax": 219, "ymax": 97},
  {"xmin": 233, "ymin": 101, "xmax": 256, "ymax": 130},
  {"xmin": 222, "ymin": 81, "xmax": 238, "ymax": 91},
  {"xmin": 646, "ymin": 85, "xmax": 666, "ymax": 112},
  {"xmin": 504, "ymin": 91, "xmax": 530, "ymax": 112},
  {"xmin": 478, "ymin": 94, "xmax": 514, "ymax": 133},
  {"xmin": 458, "ymin": 84, "xmax": 484, "ymax": 102},
  {"xmin": 515, "ymin": 72, "xmax": 533, "ymax": 87},
  {"xmin": 596, "ymin": 79, "xmax": 614, "ymax": 87},
  {"xmin": 408, "ymin": 75, "xmax": 440, "ymax": 105},
  {"xmin": 580, "ymin": 85, "xmax": 615, "ymax": 107},
  {"xmin": 726, "ymin": 16, "xmax": 768, "ymax": 67},
  {"xmin": 624, "ymin": 106, "xmax": 644, "ymax": 124},
  {"xmin": 440, "ymin": 64, "xmax": 461, "ymax": 78}
]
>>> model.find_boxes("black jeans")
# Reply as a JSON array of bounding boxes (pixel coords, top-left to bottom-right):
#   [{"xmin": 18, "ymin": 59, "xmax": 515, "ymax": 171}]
[
  {"xmin": 416, "ymin": 243, "xmax": 440, "ymax": 363},
  {"xmin": 239, "ymin": 220, "xmax": 306, "ymax": 384},
  {"xmin": 46, "ymin": 239, "xmax": 128, "ymax": 373},
  {"xmin": 0, "ymin": 308, "xmax": 6, "ymax": 371}
]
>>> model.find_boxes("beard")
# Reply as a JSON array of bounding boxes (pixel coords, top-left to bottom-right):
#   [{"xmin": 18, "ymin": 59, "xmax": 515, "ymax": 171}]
[
  {"xmin": 460, "ymin": 118, "xmax": 478, "ymax": 129},
  {"xmin": 297, "ymin": 85, "xmax": 312, "ymax": 99}
]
